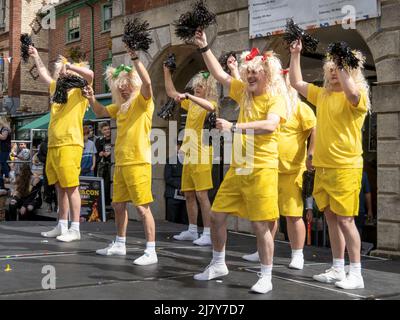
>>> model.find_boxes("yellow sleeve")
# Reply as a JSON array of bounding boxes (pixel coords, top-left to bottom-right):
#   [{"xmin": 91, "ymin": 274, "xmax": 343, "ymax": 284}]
[
  {"xmin": 210, "ymin": 100, "xmax": 218, "ymax": 111},
  {"xmin": 180, "ymin": 99, "xmax": 190, "ymax": 111},
  {"xmin": 307, "ymin": 84, "xmax": 324, "ymax": 107},
  {"xmin": 49, "ymin": 80, "xmax": 56, "ymax": 96},
  {"xmin": 137, "ymin": 93, "xmax": 154, "ymax": 111},
  {"xmin": 229, "ymin": 79, "xmax": 246, "ymax": 103},
  {"xmin": 299, "ymin": 102, "xmax": 317, "ymax": 131},
  {"xmin": 106, "ymin": 104, "xmax": 119, "ymax": 119},
  {"xmin": 269, "ymin": 95, "xmax": 288, "ymax": 124},
  {"xmin": 350, "ymin": 90, "xmax": 368, "ymax": 114}
]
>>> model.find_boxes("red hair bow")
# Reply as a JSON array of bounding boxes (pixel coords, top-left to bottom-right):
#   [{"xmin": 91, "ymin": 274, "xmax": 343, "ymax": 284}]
[
  {"xmin": 246, "ymin": 48, "xmax": 260, "ymax": 61},
  {"xmin": 281, "ymin": 69, "xmax": 289, "ymax": 75}
]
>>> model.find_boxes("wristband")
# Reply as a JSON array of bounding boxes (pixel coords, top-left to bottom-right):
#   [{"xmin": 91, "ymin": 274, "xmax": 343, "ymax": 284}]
[{"xmin": 198, "ymin": 45, "xmax": 210, "ymax": 53}]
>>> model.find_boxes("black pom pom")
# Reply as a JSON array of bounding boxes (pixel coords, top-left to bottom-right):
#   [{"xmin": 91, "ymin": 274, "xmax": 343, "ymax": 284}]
[
  {"xmin": 157, "ymin": 98, "xmax": 177, "ymax": 120},
  {"xmin": 283, "ymin": 18, "xmax": 319, "ymax": 53},
  {"xmin": 219, "ymin": 51, "xmax": 237, "ymax": 75},
  {"xmin": 203, "ymin": 111, "xmax": 217, "ymax": 130},
  {"xmin": 122, "ymin": 18, "xmax": 153, "ymax": 52},
  {"xmin": 174, "ymin": 0, "xmax": 217, "ymax": 42},
  {"xmin": 52, "ymin": 75, "xmax": 88, "ymax": 104},
  {"xmin": 164, "ymin": 54, "xmax": 177, "ymax": 72},
  {"xmin": 302, "ymin": 170, "xmax": 315, "ymax": 200},
  {"xmin": 327, "ymin": 42, "xmax": 361, "ymax": 70},
  {"xmin": 20, "ymin": 33, "xmax": 34, "ymax": 63}
]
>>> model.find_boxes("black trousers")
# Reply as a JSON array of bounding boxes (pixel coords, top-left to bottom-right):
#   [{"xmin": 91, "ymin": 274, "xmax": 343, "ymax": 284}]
[{"xmin": 166, "ymin": 198, "xmax": 188, "ymax": 225}]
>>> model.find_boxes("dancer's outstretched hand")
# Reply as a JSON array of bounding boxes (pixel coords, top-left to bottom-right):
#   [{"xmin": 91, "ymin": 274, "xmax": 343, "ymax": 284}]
[
  {"xmin": 28, "ymin": 45, "xmax": 38, "ymax": 58},
  {"xmin": 174, "ymin": 93, "xmax": 186, "ymax": 103},
  {"xmin": 82, "ymin": 85, "xmax": 95, "ymax": 101},
  {"xmin": 194, "ymin": 28, "xmax": 208, "ymax": 49},
  {"xmin": 227, "ymin": 55, "xmax": 238, "ymax": 72},
  {"xmin": 290, "ymin": 39, "xmax": 302, "ymax": 54},
  {"xmin": 216, "ymin": 118, "xmax": 233, "ymax": 132}
]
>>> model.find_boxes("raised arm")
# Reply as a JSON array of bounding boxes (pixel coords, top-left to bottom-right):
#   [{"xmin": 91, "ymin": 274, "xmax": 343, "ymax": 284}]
[
  {"xmin": 28, "ymin": 46, "xmax": 53, "ymax": 86},
  {"xmin": 66, "ymin": 63, "xmax": 94, "ymax": 84},
  {"xmin": 306, "ymin": 127, "xmax": 316, "ymax": 171},
  {"xmin": 227, "ymin": 55, "xmax": 240, "ymax": 80},
  {"xmin": 184, "ymin": 93, "xmax": 215, "ymax": 112},
  {"xmin": 127, "ymin": 48, "xmax": 153, "ymax": 100},
  {"xmin": 82, "ymin": 86, "xmax": 110, "ymax": 118},
  {"xmin": 216, "ymin": 113, "xmax": 281, "ymax": 135},
  {"xmin": 336, "ymin": 68, "xmax": 361, "ymax": 106},
  {"xmin": 289, "ymin": 40, "xmax": 309, "ymax": 98},
  {"xmin": 163, "ymin": 66, "xmax": 180, "ymax": 99},
  {"xmin": 194, "ymin": 30, "xmax": 232, "ymax": 88}
]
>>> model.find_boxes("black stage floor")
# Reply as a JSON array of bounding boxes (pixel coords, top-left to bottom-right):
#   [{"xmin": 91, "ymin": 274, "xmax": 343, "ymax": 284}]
[{"xmin": 0, "ymin": 221, "xmax": 399, "ymax": 300}]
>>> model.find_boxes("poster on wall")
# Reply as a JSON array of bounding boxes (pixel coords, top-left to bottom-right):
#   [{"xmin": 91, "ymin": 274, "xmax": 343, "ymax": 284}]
[
  {"xmin": 79, "ymin": 176, "xmax": 106, "ymax": 222},
  {"xmin": 249, "ymin": 0, "xmax": 381, "ymax": 39}
]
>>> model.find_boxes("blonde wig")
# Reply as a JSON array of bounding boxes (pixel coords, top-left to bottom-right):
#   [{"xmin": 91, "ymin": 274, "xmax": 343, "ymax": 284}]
[
  {"xmin": 238, "ymin": 50, "xmax": 294, "ymax": 119},
  {"xmin": 191, "ymin": 72, "xmax": 219, "ymax": 109},
  {"xmin": 323, "ymin": 51, "xmax": 371, "ymax": 111},
  {"xmin": 105, "ymin": 65, "xmax": 142, "ymax": 114},
  {"xmin": 52, "ymin": 55, "xmax": 90, "ymax": 80}
]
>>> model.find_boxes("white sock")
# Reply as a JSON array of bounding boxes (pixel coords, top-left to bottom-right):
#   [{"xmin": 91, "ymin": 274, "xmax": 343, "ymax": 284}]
[
  {"xmin": 58, "ymin": 220, "xmax": 68, "ymax": 233},
  {"xmin": 349, "ymin": 263, "xmax": 362, "ymax": 276},
  {"xmin": 292, "ymin": 249, "xmax": 304, "ymax": 258},
  {"xmin": 260, "ymin": 264, "xmax": 273, "ymax": 277},
  {"xmin": 333, "ymin": 258, "xmax": 345, "ymax": 271},
  {"xmin": 212, "ymin": 250, "xmax": 225, "ymax": 265},
  {"xmin": 70, "ymin": 222, "xmax": 80, "ymax": 232},
  {"xmin": 202, "ymin": 227, "xmax": 211, "ymax": 236},
  {"xmin": 115, "ymin": 236, "xmax": 126, "ymax": 246},
  {"xmin": 146, "ymin": 242, "xmax": 156, "ymax": 254},
  {"xmin": 188, "ymin": 224, "xmax": 198, "ymax": 233}
]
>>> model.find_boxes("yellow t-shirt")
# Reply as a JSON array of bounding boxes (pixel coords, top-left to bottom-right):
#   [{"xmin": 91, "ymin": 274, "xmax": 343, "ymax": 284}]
[
  {"xmin": 278, "ymin": 102, "xmax": 316, "ymax": 174},
  {"xmin": 229, "ymin": 79, "xmax": 287, "ymax": 169},
  {"xmin": 307, "ymin": 84, "xmax": 368, "ymax": 168},
  {"xmin": 106, "ymin": 93, "xmax": 154, "ymax": 167},
  {"xmin": 48, "ymin": 80, "xmax": 89, "ymax": 148},
  {"xmin": 180, "ymin": 99, "xmax": 217, "ymax": 163}
]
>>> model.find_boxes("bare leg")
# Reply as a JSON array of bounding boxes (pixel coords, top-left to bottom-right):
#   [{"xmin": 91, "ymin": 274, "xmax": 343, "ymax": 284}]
[
  {"xmin": 56, "ymin": 183, "xmax": 69, "ymax": 221},
  {"xmin": 337, "ymin": 216, "xmax": 361, "ymax": 263},
  {"xmin": 210, "ymin": 211, "xmax": 228, "ymax": 252},
  {"xmin": 324, "ymin": 207, "xmax": 346, "ymax": 259},
  {"xmin": 66, "ymin": 186, "xmax": 81, "ymax": 223},
  {"xmin": 252, "ymin": 221, "xmax": 275, "ymax": 266},
  {"xmin": 196, "ymin": 190, "xmax": 211, "ymax": 228},
  {"xmin": 113, "ymin": 202, "xmax": 128, "ymax": 237},
  {"xmin": 286, "ymin": 217, "xmax": 306, "ymax": 250},
  {"xmin": 136, "ymin": 204, "xmax": 156, "ymax": 242},
  {"xmin": 185, "ymin": 191, "xmax": 198, "ymax": 225}
]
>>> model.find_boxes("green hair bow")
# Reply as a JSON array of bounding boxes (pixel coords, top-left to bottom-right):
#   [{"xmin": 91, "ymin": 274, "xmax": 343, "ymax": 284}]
[
  {"xmin": 201, "ymin": 71, "xmax": 210, "ymax": 79},
  {"xmin": 113, "ymin": 64, "xmax": 133, "ymax": 78}
]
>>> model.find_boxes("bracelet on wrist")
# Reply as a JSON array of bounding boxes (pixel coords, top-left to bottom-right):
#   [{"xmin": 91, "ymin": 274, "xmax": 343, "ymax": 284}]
[
  {"xmin": 131, "ymin": 56, "xmax": 139, "ymax": 61},
  {"xmin": 197, "ymin": 45, "xmax": 210, "ymax": 53}
]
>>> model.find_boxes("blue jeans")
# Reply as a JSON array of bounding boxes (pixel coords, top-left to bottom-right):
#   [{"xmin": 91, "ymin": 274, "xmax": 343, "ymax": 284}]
[{"xmin": 0, "ymin": 151, "xmax": 10, "ymax": 178}]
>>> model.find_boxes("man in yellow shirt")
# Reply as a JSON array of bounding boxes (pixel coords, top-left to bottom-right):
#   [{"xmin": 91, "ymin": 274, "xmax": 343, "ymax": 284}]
[
  {"xmin": 290, "ymin": 40, "xmax": 370, "ymax": 289},
  {"xmin": 164, "ymin": 65, "xmax": 218, "ymax": 246},
  {"xmin": 84, "ymin": 48, "xmax": 157, "ymax": 266},
  {"xmin": 193, "ymin": 30, "xmax": 290, "ymax": 294},
  {"xmin": 29, "ymin": 46, "xmax": 94, "ymax": 243},
  {"xmin": 243, "ymin": 72, "xmax": 317, "ymax": 270}
]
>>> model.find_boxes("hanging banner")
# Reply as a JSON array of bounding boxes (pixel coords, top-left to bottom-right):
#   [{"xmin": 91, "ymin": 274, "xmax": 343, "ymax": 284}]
[
  {"xmin": 79, "ymin": 176, "xmax": 106, "ymax": 222},
  {"xmin": 249, "ymin": 0, "xmax": 381, "ymax": 39}
]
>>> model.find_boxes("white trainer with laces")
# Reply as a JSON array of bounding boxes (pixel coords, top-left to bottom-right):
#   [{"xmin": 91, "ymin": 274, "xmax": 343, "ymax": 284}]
[
  {"xmin": 41, "ymin": 225, "xmax": 64, "ymax": 238},
  {"xmin": 96, "ymin": 242, "xmax": 127, "ymax": 256},
  {"xmin": 173, "ymin": 230, "xmax": 198, "ymax": 241},
  {"xmin": 289, "ymin": 255, "xmax": 304, "ymax": 270},
  {"xmin": 193, "ymin": 234, "xmax": 211, "ymax": 246},
  {"xmin": 251, "ymin": 273, "xmax": 273, "ymax": 294},
  {"xmin": 313, "ymin": 267, "xmax": 346, "ymax": 284},
  {"xmin": 194, "ymin": 263, "xmax": 229, "ymax": 281},
  {"xmin": 56, "ymin": 229, "xmax": 81, "ymax": 243},
  {"xmin": 133, "ymin": 251, "xmax": 158, "ymax": 266},
  {"xmin": 242, "ymin": 252, "xmax": 260, "ymax": 262},
  {"xmin": 335, "ymin": 273, "xmax": 364, "ymax": 290}
]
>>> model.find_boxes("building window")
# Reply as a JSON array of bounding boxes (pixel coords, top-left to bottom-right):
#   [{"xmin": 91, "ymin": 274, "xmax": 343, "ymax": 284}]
[
  {"xmin": 67, "ymin": 14, "xmax": 80, "ymax": 42},
  {"xmin": 0, "ymin": 0, "xmax": 6, "ymax": 30},
  {"xmin": 103, "ymin": 59, "xmax": 112, "ymax": 93},
  {"xmin": 102, "ymin": 3, "xmax": 112, "ymax": 32},
  {"xmin": 0, "ymin": 54, "xmax": 5, "ymax": 93}
]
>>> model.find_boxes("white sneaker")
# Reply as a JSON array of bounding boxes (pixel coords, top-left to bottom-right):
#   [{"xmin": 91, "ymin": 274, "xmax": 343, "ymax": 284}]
[
  {"xmin": 56, "ymin": 229, "xmax": 81, "ymax": 243},
  {"xmin": 193, "ymin": 234, "xmax": 212, "ymax": 246},
  {"xmin": 41, "ymin": 225, "xmax": 65, "ymax": 238},
  {"xmin": 313, "ymin": 267, "xmax": 346, "ymax": 284},
  {"xmin": 133, "ymin": 251, "xmax": 158, "ymax": 266},
  {"xmin": 194, "ymin": 263, "xmax": 229, "ymax": 281},
  {"xmin": 251, "ymin": 273, "xmax": 273, "ymax": 294},
  {"xmin": 96, "ymin": 242, "xmax": 127, "ymax": 256},
  {"xmin": 173, "ymin": 230, "xmax": 199, "ymax": 241},
  {"xmin": 242, "ymin": 251, "xmax": 260, "ymax": 262},
  {"xmin": 335, "ymin": 273, "xmax": 364, "ymax": 290},
  {"xmin": 289, "ymin": 255, "xmax": 304, "ymax": 270}
]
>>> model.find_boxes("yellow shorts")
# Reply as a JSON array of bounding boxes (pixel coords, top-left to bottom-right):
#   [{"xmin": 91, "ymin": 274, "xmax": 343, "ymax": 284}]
[
  {"xmin": 46, "ymin": 146, "xmax": 83, "ymax": 188},
  {"xmin": 212, "ymin": 167, "xmax": 279, "ymax": 222},
  {"xmin": 113, "ymin": 164, "xmax": 153, "ymax": 206},
  {"xmin": 313, "ymin": 168, "xmax": 362, "ymax": 217},
  {"xmin": 181, "ymin": 163, "xmax": 213, "ymax": 192},
  {"xmin": 278, "ymin": 170, "xmax": 304, "ymax": 217}
]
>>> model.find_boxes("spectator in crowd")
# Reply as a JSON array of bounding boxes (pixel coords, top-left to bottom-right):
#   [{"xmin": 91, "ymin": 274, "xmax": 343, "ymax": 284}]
[
  {"xmin": 355, "ymin": 171, "xmax": 373, "ymax": 238},
  {"xmin": 81, "ymin": 125, "xmax": 97, "ymax": 176},
  {"xmin": 6, "ymin": 164, "xmax": 42, "ymax": 221},
  {"xmin": 164, "ymin": 141, "xmax": 188, "ymax": 224},
  {"xmin": 0, "ymin": 118, "xmax": 11, "ymax": 186},
  {"xmin": 11, "ymin": 142, "xmax": 31, "ymax": 176},
  {"xmin": 37, "ymin": 136, "xmax": 58, "ymax": 212},
  {"xmin": 95, "ymin": 122, "xmax": 112, "ymax": 205}
]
